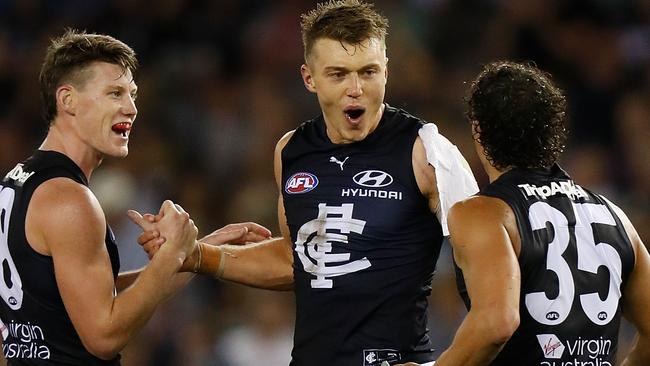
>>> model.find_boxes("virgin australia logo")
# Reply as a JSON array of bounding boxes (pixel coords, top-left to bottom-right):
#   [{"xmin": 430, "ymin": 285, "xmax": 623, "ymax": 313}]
[
  {"xmin": 353, "ymin": 170, "xmax": 393, "ymax": 188},
  {"xmin": 537, "ymin": 334, "xmax": 565, "ymax": 359}
]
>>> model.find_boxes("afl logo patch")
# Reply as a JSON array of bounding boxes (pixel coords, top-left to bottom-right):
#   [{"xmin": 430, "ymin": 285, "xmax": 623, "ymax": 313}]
[
  {"xmin": 285, "ymin": 172, "xmax": 319, "ymax": 194},
  {"xmin": 353, "ymin": 170, "xmax": 393, "ymax": 188}
]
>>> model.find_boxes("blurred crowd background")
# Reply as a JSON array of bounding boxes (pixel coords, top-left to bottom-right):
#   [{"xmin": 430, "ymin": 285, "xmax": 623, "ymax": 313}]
[{"xmin": 0, "ymin": 0, "xmax": 648, "ymax": 365}]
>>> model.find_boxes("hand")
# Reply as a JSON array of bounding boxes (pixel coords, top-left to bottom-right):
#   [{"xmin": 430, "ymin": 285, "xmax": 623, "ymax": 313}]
[
  {"xmin": 200, "ymin": 222, "xmax": 272, "ymax": 245},
  {"xmin": 157, "ymin": 201, "xmax": 197, "ymax": 259},
  {"xmin": 130, "ymin": 201, "xmax": 197, "ymax": 261},
  {"xmin": 127, "ymin": 211, "xmax": 162, "ymax": 259}
]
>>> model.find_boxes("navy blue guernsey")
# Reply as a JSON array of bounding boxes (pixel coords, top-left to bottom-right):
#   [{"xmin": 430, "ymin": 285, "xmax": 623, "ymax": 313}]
[
  {"xmin": 0, "ymin": 150, "xmax": 121, "ymax": 365},
  {"xmin": 282, "ymin": 105, "xmax": 442, "ymax": 366},
  {"xmin": 456, "ymin": 164, "xmax": 635, "ymax": 366}
]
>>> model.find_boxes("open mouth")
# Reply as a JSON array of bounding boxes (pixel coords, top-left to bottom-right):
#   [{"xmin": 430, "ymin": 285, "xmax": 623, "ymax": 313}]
[
  {"xmin": 111, "ymin": 122, "xmax": 132, "ymax": 137},
  {"xmin": 344, "ymin": 107, "xmax": 365, "ymax": 123}
]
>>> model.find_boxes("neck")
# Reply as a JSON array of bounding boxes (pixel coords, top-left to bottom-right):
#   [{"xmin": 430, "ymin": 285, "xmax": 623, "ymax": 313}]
[
  {"xmin": 479, "ymin": 156, "xmax": 510, "ymax": 183},
  {"xmin": 485, "ymin": 164, "xmax": 506, "ymax": 183},
  {"xmin": 39, "ymin": 123, "xmax": 102, "ymax": 180}
]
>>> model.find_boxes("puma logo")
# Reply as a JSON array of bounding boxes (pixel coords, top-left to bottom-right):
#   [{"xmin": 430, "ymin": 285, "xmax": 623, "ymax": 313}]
[{"xmin": 329, "ymin": 156, "xmax": 349, "ymax": 171}]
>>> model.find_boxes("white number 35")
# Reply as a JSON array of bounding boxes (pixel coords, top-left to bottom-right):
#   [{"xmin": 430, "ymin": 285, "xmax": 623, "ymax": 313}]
[{"xmin": 525, "ymin": 201, "xmax": 622, "ymax": 326}]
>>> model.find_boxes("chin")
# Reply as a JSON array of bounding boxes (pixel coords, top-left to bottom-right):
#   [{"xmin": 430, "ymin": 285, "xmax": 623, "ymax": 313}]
[
  {"xmin": 110, "ymin": 146, "xmax": 129, "ymax": 158},
  {"xmin": 342, "ymin": 130, "xmax": 369, "ymax": 143}
]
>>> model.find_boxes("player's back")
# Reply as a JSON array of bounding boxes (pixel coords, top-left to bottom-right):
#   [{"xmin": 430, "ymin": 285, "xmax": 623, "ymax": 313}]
[{"xmin": 466, "ymin": 164, "xmax": 635, "ymax": 365}]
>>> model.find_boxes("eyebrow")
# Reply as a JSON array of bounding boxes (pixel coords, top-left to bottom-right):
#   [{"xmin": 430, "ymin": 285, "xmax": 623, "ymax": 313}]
[
  {"xmin": 323, "ymin": 63, "xmax": 381, "ymax": 72},
  {"xmin": 107, "ymin": 84, "xmax": 138, "ymax": 94}
]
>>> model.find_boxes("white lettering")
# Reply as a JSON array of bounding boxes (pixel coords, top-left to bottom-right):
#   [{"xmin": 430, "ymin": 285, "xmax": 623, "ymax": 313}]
[
  {"xmin": 566, "ymin": 337, "xmax": 611, "ymax": 359},
  {"xmin": 1, "ymin": 321, "xmax": 50, "ymax": 360},
  {"xmin": 288, "ymin": 177, "xmax": 313, "ymax": 189},
  {"xmin": 3, "ymin": 165, "xmax": 34, "ymax": 185},
  {"xmin": 518, "ymin": 180, "xmax": 589, "ymax": 201},
  {"xmin": 339, "ymin": 188, "xmax": 402, "ymax": 201}
]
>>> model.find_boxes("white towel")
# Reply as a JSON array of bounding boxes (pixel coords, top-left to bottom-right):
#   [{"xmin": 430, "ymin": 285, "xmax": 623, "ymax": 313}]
[{"xmin": 418, "ymin": 123, "xmax": 479, "ymax": 236}]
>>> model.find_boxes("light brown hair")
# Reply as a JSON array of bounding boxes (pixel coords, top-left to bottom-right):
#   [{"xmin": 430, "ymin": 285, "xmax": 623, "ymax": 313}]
[
  {"xmin": 39, "ymin": 29, "xmax": 138, "ymax": 125},
  {"xmin": 300, "ymin": 0, "xmax": 389, "ymax": 63}
]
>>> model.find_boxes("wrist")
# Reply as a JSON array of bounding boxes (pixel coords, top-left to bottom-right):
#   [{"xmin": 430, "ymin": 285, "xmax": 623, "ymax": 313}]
[
  {"xmin": 196, "ymin": 243, "xmax": 226, "ymax": 279},
  {"xmin": 179, "ymin": 241, "xmax": 201, "ymax": 272}
]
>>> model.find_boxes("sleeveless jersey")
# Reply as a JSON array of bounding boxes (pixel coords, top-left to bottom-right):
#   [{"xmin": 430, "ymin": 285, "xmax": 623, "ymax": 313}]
[
  {"xmin": 0, "ymin": 150, "xmax": 121, "ymax": 365},
  {"xmin": 282, "ymin": 105, "xmax": 442, "ymax": 366},
  {"xmin": 456, "ymin": 164, "xmax": 635, "ymax": 365}
]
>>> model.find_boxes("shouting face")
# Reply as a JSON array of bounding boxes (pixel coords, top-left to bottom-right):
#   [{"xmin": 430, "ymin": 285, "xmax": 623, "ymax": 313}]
[{"xmin": 301, "ymin": 37, "xmax": 388, "ymax": 144}]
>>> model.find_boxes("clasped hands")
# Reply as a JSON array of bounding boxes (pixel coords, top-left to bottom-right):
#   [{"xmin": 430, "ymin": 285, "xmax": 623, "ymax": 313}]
[{"xmin": 128, "ymin": 200, "xmax": 272, "ymax": 272}]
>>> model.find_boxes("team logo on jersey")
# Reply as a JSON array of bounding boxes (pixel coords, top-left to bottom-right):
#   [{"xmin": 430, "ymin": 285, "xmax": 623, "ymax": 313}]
[
  {"xmin": 295, "ymin": 203, "xmax": 371, "ymax": 288},
  {"xmin": 285, "ymin": 172, "xmax": 318, "ymax": 194},
  {"xmin": 353, "ymin": 170, "xmax": 393, "ymax": 188},
  {"xmin": 537, "ymin": 334, "xmax": 565, "ymax": 359},
  {"xmin": 363, "ymin": 349, "xmax": 401, "ymax": 366}
]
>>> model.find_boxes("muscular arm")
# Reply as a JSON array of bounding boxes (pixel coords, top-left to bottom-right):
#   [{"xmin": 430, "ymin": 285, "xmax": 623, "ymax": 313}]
[
  {"xmin": 435, "ymin": 196, "xmax": 521, "ymax": 366},
  {"xmin": 185, "ymin": 131, "xmax": 295, "ymax": 290},
  {"xmin": 116, "ymin": 269, "xmax": 194, "ymax": 297},
  {"xmin": 27, "ymin": 180, "xmax": 194, "ymax": 360},
  {"xmin": 609, "ymin": 202, "xmax": 650, "ymax": 366}
]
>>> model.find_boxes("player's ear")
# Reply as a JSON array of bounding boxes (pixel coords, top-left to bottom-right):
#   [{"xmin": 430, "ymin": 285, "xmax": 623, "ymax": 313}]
[
  {"xmin": 385, "ymin": 57, "xmax": 389, "ymax": 80},
  {"xmin": 301, "ymin": 64, "xmax": 316, "ymax": 93},
  {"xmin": 56, "ymin": 84, "xmax": 76, "ymax": 116}
]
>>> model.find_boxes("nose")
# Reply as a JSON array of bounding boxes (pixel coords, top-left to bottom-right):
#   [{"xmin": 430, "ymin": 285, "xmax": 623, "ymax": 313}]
[
  {"xmin": 122, "ymin": 94, "xmax": 137, "ymax": 119},
  {"xmin": 346, "ymin": 73, "xmax": 363, "ymax": 98}
]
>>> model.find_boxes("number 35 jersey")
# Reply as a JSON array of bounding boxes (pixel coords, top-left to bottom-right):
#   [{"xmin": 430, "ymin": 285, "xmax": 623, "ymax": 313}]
[
  {"xmin": 465, "ymin": 164, "xmax": 635, "ymax": 365},
  {"xmin": 281, "ymin": 106, "xmax": 442, "ymax": 366}
]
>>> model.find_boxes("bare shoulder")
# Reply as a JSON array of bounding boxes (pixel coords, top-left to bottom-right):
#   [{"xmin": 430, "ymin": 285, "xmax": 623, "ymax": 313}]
[
  {"xmin": 448, "ymin": 195, "xmax": 520, "ymax": 253},
  {"xmin": 27, "ymin": 177, "xmax": 105, "ymax": 255},
  {"xmin": 412, "ymin": 136, "xmax": 436, "ymax": 192},
  {"xmin": 601, "ymin": 196, "xmax": 645, "ymax": 257},
  {"xmin": 275, "ymin": 130, "xmax": 296, "ymax": 154},
  {"xmin": 274, "ymin": 130, "xmax": 296, "ymax": 188},
  {"xmin": 412, "ymin": 136, "xmax": 440, "ymax": 214},
  {"xmin": 449, "ymin": 195, "xmax": 510, "ymax": 227}
]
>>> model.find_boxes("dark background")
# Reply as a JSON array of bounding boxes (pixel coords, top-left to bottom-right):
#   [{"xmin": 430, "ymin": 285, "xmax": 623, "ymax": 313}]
[{"xmin": 0, "ymin": 0, "xmax": 647, "ymax": 364}]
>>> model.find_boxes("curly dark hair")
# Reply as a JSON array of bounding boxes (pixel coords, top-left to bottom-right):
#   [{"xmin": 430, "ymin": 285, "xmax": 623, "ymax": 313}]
[
  {"xmin": 300, "ymin": 0, "xmax": 389, "ymax": 63},
  {"xmin": 39, "ymin": 29, "xmax": 138, "ymax": 126},
  {"xmin": 466, "ymin": 61, "xmax": 568, "ymax": 170}
]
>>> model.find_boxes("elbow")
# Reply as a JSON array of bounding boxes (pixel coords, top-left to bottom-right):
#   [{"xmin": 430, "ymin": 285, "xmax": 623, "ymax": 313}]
[
  {"xmin": 486, "ymin": 310, "xmax": 520, "ymax": 345},
  {"xmin": 81, "ymin": 334, "xmax": 125, "ymax": 361}
]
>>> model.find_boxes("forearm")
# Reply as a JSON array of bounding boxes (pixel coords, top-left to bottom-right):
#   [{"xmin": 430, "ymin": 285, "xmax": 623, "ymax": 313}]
[
  {"xmin": 85, "ymin": 252, "xmax": 184, "ymax": 359},
  {"xmin": 196, "ymin": 237, "xmax": 294, "ymax": 290},
  {"xmin": 117, "ymin": 266, "xmax": 194, "ymax": 295},
  {"xmin": 436, "ymin": 311, "xmax": 513, "ymax": 366}
]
